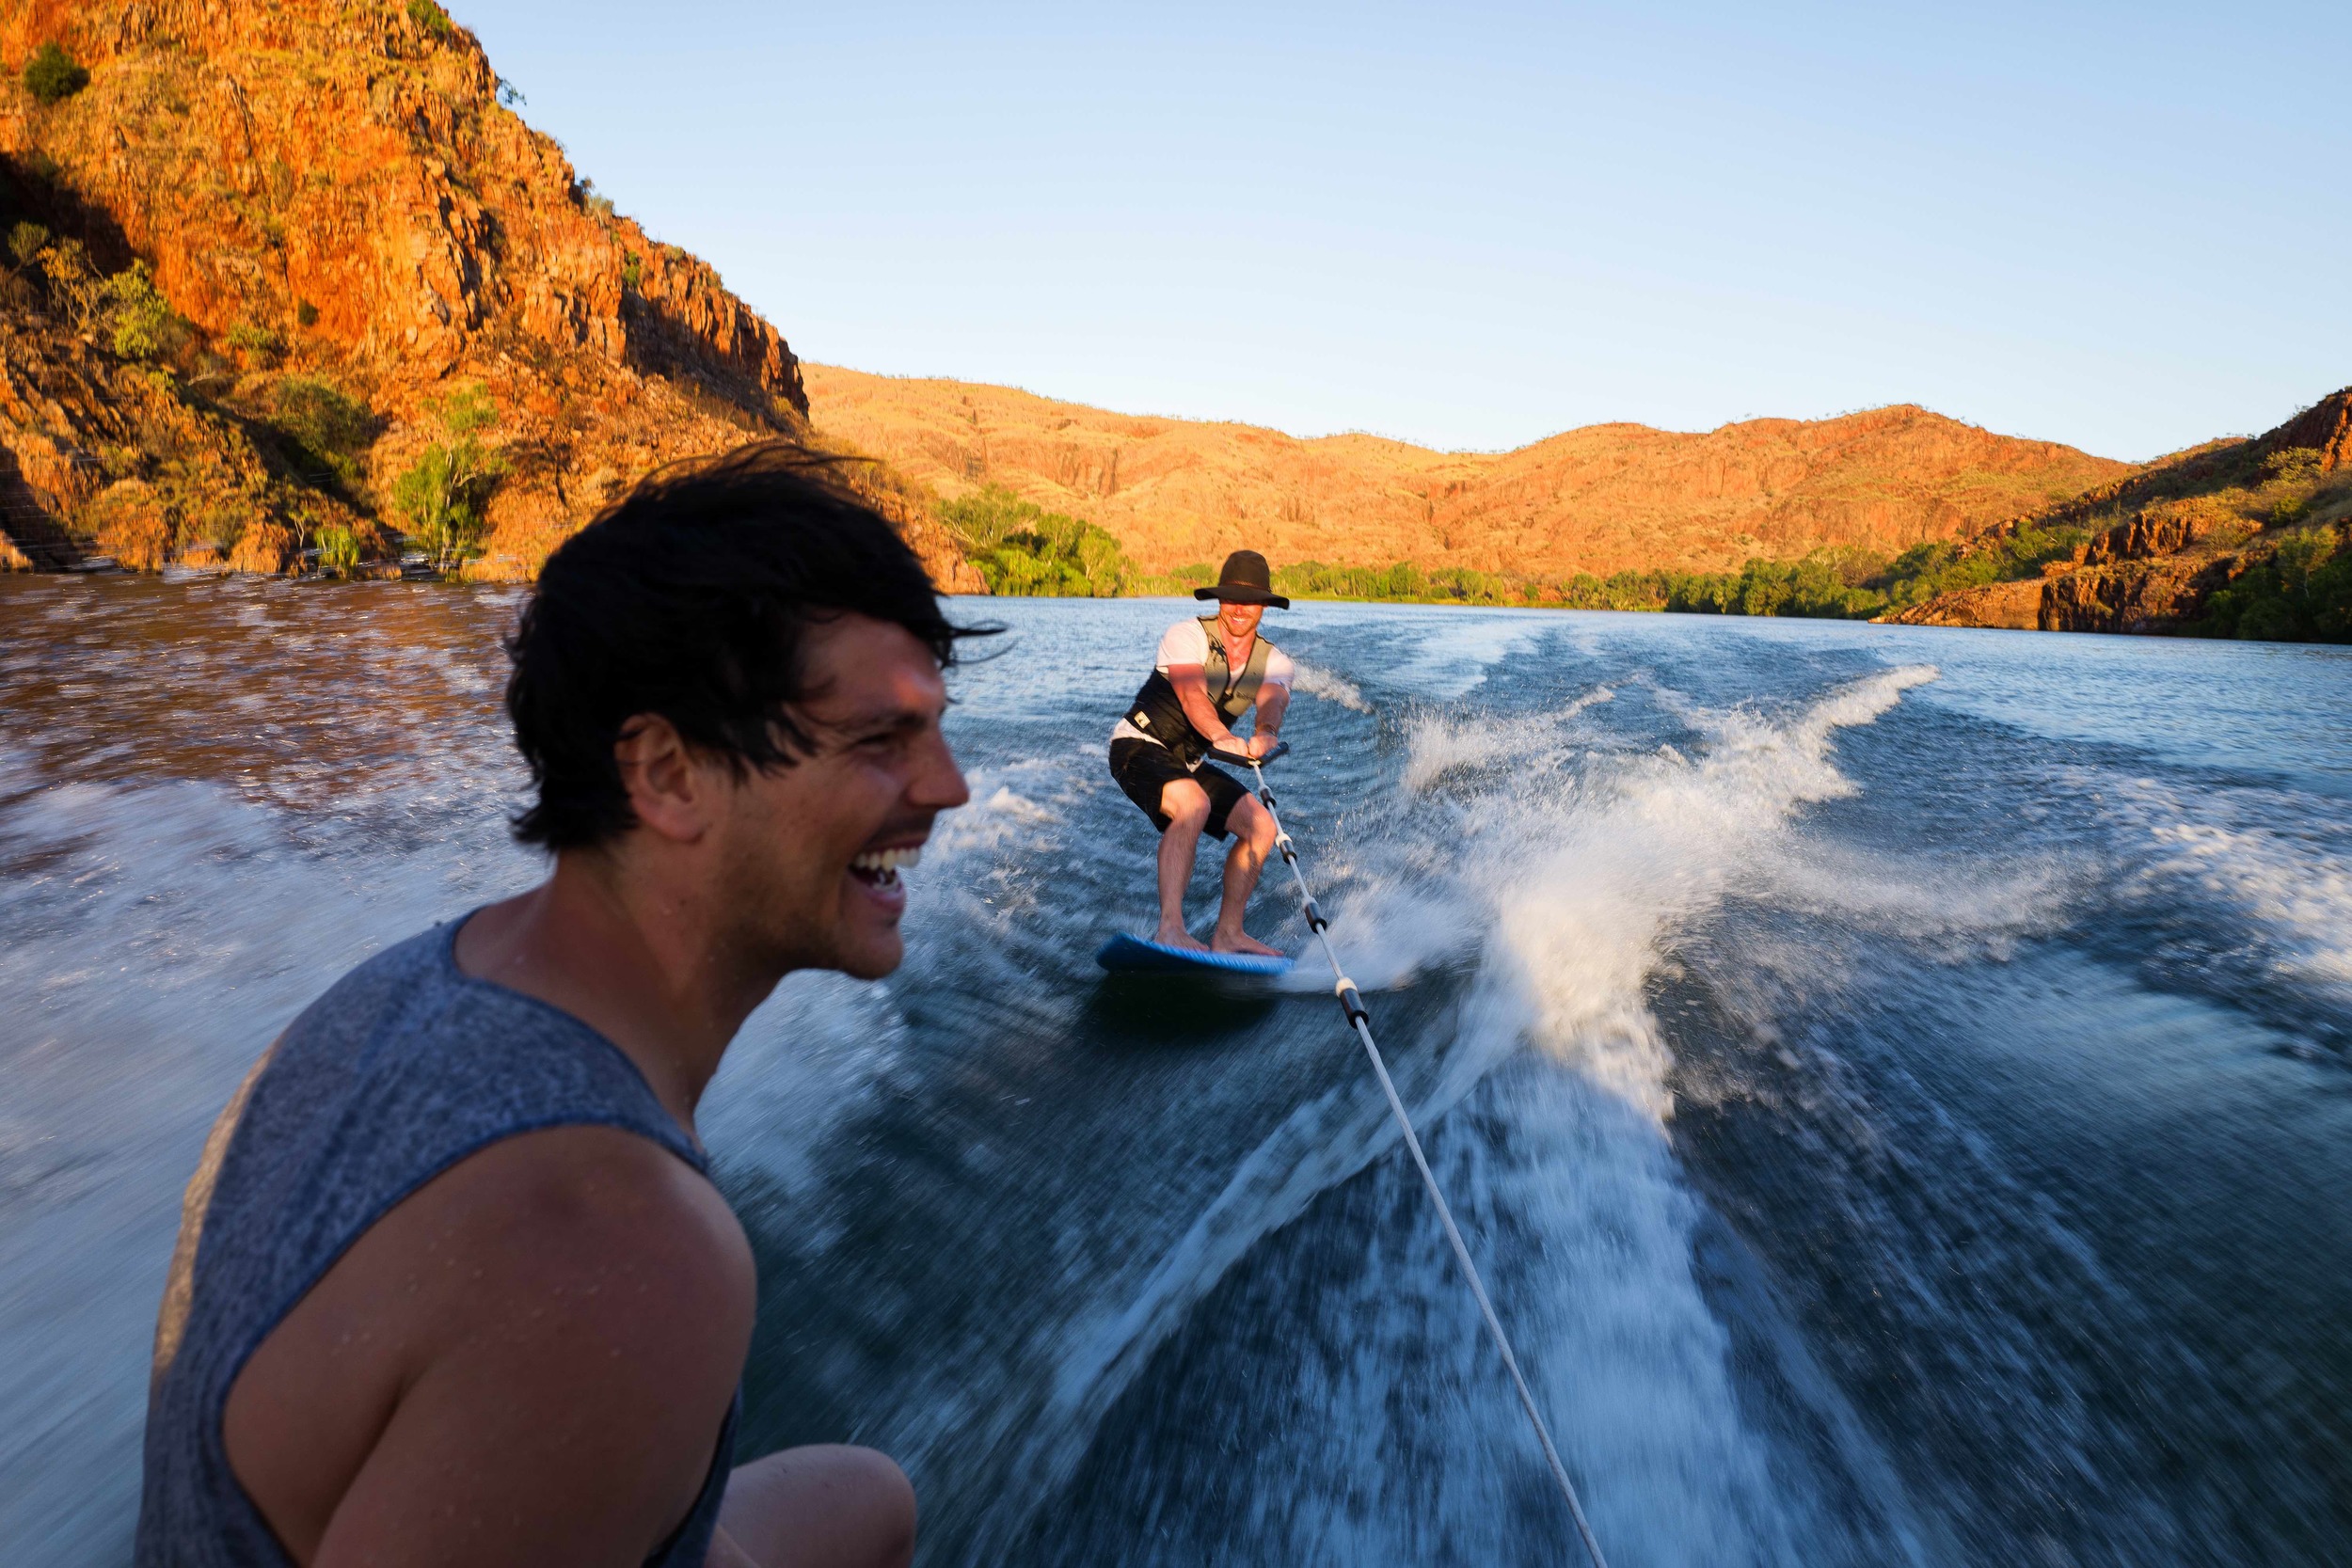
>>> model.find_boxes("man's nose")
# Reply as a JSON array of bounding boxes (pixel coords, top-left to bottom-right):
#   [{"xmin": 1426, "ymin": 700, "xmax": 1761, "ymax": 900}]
[{"xmin": 910, "ymin": 728, "xmax": 970, "ymax": 811}]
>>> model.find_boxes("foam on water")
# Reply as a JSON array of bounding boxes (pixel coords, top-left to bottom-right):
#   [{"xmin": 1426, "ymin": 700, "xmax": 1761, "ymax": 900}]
[
  {"xmin": 1383, "ymin": 671, "xmax": 1956, "ymax": 1560},
  {"xmin": 1399, "ymin": 686, "xmax": 1616, "ymax": 796},
  {"xmin": 2113, "ymin": 776, "xmax": 2352, "ymax": 1006},
  {"xmin": 1382, "ymin": 610, "xmax": 1557, "ymax": 699}
]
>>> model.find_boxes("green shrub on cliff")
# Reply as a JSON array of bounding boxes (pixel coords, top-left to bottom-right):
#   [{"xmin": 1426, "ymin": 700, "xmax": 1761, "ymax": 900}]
[
  {"xmin": 1870, "ymin": 520, "xmax": 2088, "ymax": 611},
  {"xmin": 19, "ymin": 246, "xmax": 187, "ymax": 362},
  {"xmin": 265, "ymin": 378, "xmax": 377, "ymax": 493},
  {"xmin": 2195, "ymin": 525, "xmax": 2352, "ymax": 643},
  {"xmin": 5, "ymin": 221, "xmax": 48, "ymax": 272},
  {"xmin": 942, "ymin": 486, "xmax": 1135, "ymax": 596},
  {"xmin": 392, "ymin": 386, "xmax": 503, "ymax": 577},
  {"xmin": 2256, "ymin": 448, "xmax": 2326, "ymax": 526},
  {"xmin": 24, "ymin": 43, "xmax": 90, "ymax": 106},
  {"xmin": 226, "ymin": 321, "xmax": 281, "ymax": 363},
  {"xmin": 99, "ymin": 261, "xmax": 185, "ymax": 361},
  {"xmin": 406, "ymin": 0, "xmax": 455, "ymax": 41}
]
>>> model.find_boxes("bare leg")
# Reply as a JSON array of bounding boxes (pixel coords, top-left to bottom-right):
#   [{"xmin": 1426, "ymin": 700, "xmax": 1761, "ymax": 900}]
[
  {"xmin": 1154, "ymin": 780, "xmax": 1213, "ymax": 950},
  {"xmin": 711, "ymin": 1446, "xmax": 914, "ymax": 1568},
  {"xmin": 1211, "ymin": 795, "xmax": 1283, "ymax": 956}
]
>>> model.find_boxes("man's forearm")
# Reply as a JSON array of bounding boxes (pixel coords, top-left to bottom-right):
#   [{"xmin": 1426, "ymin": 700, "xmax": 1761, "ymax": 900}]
[{"xmin": 1253, "ymin": 689, "xmax": 1290, "ymax": 743}]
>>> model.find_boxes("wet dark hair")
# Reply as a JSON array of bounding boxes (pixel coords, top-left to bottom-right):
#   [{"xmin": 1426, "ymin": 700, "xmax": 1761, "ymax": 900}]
[{"xmin": 506, "ymin": 442, "xmax": 985, "ymax": 849}]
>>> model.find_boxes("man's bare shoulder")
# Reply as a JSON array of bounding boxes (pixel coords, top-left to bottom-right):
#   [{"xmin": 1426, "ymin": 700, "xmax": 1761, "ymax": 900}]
[
  {"xmin": 229, "ymin": 1125, "xmax": 754, "ymax": 1564},
  {"xmin": 423, "ymin": 1124, "xmax": 751, "ymax": 1288},
  {"xmin": 371, "ymin": 1124, "xmax": 755, "ymax": 1407}
]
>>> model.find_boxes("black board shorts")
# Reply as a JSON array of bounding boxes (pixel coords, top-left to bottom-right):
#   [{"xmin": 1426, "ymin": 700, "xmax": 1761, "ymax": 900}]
[{"xmin": 1108, "ymin": 738, "xmax": 1249, "ymax": 838}]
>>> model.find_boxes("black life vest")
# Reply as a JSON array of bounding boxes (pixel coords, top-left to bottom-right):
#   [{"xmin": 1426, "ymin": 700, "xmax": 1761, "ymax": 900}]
[{"xmin": 1123, "ymin": 616, "xmax": 1278, "ymax": 766}]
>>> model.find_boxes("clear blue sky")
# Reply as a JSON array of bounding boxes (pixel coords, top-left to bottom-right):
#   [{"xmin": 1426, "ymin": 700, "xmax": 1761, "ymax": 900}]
[{"xmin": 457, "ymin": 0, "xmax": 2348, "ymax": 461}]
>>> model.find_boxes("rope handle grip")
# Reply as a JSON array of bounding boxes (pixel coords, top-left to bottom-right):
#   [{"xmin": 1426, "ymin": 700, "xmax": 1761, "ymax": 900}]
[{"xmin": 1214, "ymin": 738, "xmax": 1290, "ymax": 768}]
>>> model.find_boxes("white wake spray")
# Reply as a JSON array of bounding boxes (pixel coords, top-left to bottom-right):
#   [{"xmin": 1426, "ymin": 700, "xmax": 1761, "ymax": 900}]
[
  {"xmin": 1291, "ymin": 659, "xmax": 1373, "ymax": 713},
  {"xmin": 2111, "ymin": 775, "xmax": 2352, "ymax": 1006},
  {"xmin": 1318, "ymin": 667, "xmax": 1950, "ymax": 1563},
  {"xmin": 981, "ymin": 667, "xmax": 1964, "ymax": 1564},
  {"xmin": 1475, "ymin": 665, "xmax": 1941, "ymax": 1113}
]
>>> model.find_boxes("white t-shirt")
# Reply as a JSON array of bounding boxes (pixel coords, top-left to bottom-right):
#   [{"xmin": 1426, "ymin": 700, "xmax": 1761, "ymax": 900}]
[{"xmin": 1110, "ymin": 619, "xmax": 1295, "ymax": 751}]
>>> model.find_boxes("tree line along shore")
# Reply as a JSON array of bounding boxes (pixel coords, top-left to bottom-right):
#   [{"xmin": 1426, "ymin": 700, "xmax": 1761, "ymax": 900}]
[{"xmin": 940, "ymin": 419, "xmax": 2352, "ymax": 644}]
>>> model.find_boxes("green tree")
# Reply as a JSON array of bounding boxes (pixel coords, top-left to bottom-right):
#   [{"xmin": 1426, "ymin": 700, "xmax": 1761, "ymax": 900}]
[
  {"xmin": 4, "ymin": 221, "xmax": 48, "ymax": 275},
  {"xmin": 24, "ymin": 43, "xmax": 90, "ymax": 105},
  {"xmin": 100, "ymin": 261, "xmax": 180, "ymax": 360},
  {"xmin": 391, "ymin": 386, "xmax": 503, "ymax": 576},
  {"xmin": 940, "ymin": 485, "xmax": 1135, "ymax": 596},
  {"xmin": 33, "ymin": 235, "xmax": 103, "ymax": 330},
  {"xmin": 2198, "ymin": 525, "xmax": 2352, "ymax": 643}
]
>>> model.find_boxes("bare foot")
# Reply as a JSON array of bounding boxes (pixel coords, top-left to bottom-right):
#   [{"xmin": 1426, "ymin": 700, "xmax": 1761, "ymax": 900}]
[
  {"xmin": 1211, "ymin": 930, "xmax": 1284, "ymax": 958},
  {"xmin": 1154, "ymin": 925, "xmax": 1210, "ymax": 952}
]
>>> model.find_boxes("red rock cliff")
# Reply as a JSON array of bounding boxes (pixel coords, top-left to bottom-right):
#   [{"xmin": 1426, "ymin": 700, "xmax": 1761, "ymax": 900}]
[{"xmin": 0, "ymin": 1, "xmax": 979, "ymax": 588}]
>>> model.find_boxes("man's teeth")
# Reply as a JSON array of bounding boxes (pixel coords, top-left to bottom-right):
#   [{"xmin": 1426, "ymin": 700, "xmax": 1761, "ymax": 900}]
[{"xmin": 851, "ymin": 847, "xmax": 923, "ymax": 877}]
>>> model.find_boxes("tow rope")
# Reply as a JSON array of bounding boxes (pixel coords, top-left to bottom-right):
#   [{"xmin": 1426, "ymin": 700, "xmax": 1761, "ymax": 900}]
[{"xmin": 1243, "ymin": 749, "xmax": 1612, "ymax": 1568}]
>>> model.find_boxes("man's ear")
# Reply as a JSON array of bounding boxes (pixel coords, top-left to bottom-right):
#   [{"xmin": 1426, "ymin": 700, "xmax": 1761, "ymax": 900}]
[{"xmin": 613, "ymin": 714, "xmax": 719, "ymax": 845}]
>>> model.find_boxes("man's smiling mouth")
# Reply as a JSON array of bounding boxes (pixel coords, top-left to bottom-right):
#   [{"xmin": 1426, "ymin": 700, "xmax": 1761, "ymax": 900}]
[{"xmin": 850, "ymin": 846, "xmax": 922, "ymax": 889}]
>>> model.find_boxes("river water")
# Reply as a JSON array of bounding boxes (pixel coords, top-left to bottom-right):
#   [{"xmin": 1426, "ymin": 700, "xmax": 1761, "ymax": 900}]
[{"xmin": 3, "ymin": 576, "xmax": 2348, "ymax": 1566}]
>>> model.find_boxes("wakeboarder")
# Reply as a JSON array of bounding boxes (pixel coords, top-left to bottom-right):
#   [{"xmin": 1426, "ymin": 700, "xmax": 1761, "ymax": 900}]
[{"xmin": 1106, "ymin": 549, "xmax": 1294, "ymax": 956}]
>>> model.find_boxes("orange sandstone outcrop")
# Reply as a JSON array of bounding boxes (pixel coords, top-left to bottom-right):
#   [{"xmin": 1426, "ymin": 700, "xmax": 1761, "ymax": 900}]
[
  {"xmin": 808, "ymin": 365, "xmax": 2130, "ymax": 578},
  {"xmin": 0, "ymin": 1, "xmax": 977, "ymax": 589},
  {"xmin": 1886, "ymin": 388, "xmax": 2352, "ymax": 635},
  {"xmin": 1885, "ymin": 578, "xmax": 2045, "ymax": 632}
]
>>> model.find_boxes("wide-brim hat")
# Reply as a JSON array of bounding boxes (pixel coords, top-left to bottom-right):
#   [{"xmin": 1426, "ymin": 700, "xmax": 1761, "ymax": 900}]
[{"xmin": 1193, "ymin": 549, "xmax": 1290, "ymax": 609}]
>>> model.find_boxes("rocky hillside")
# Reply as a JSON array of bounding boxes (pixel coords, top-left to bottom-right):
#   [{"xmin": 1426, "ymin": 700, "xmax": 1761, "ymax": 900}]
[
  {"xmin": 0, "ymin": 1, "xmax": 977, "ymax": 587},
  {"xmin": 1887, "ymin": 388, "xmax": 2352, "ymax": 636},
  {"xmin": 808, "ymin": 364, "xmax": 2130, "ymax": 578}
]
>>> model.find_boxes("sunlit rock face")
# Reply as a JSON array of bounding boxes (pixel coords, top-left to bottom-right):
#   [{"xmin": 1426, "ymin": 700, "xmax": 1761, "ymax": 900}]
[
  {"xmin": 0, "ymin": 0, "xmax": 979, "ymax": 590},
  {"xmin": 806, "ymin": 363, "xmax": 2134, "ymax": 578},
  {"xmin": 1885, "ymin": 388, "xmax": 2352, "ymax": 637}
]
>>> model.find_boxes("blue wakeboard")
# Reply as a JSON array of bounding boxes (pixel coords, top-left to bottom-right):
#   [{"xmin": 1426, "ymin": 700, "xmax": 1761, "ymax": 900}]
[{"xmin": 1096, "ymin": 933, "xmax": 1294, "ymax": 977}]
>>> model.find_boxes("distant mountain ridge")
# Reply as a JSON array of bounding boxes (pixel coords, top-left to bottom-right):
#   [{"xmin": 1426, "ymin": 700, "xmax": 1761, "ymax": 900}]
[{"xmin": 807, "ymin": 364, "xmax": 2132, "ymax": 579}]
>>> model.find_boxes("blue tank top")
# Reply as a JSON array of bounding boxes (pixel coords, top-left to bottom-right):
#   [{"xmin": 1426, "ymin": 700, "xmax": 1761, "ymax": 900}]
[{"xmin": 136, "ymin": 919, "xmax": 736, "ymax": 1566}]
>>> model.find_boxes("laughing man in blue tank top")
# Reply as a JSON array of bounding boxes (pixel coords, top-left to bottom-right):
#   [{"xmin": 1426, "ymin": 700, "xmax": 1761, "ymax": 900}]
[
  {"xmin": 1107, "ymin": 549, "xmax": 1293, "ymax": 955},
  {"xmin": 137, "ymin": 447, "xmax": 982, "ymax": 1568}
]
